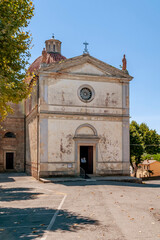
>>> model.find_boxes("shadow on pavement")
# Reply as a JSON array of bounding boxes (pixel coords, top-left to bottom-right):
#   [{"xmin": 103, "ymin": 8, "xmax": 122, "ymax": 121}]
[
  {"xmin": 0, "ymin": 187, "xmax": 43, "ymax": 202},
  {"xmin": 0, "ymin": 207, "xmax": 99, "ymax": 239},
  {"xmin": 0, "ymin": 172, "xmax": 28, "ymax": 183},
  {"xmin": 52, "ymin": 180, "xmax": 160, "ymax": 188},
  {"xmin": 0, "ymin": 175, "xmax": 15, "ymax": 183},
  {"xmin": 53, "ymin": 209, "xmax": 99, "ymax": 232}
]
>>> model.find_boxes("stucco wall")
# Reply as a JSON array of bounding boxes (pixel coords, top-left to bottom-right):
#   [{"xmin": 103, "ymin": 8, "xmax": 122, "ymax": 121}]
[
  {"xmin": 151, "ymin": 162, "xmax": 160, "ymax": 176},
  {"xmin": 38, "ymin": 61, "xmax": 130, "ymax": 177},
  {"xmin": 47, "ymin": 78, "xmax": 122, "ymax": 108},
  {"xmin": 39, "ymin": 117, "xmax": 123, "ymax": 177},
  {"xmin": 26, "ymin": 116, "xmax": 38, "ymax": 178},
  {"xmin": 137, "ymin": 161, "xmax": 160, "ymax": 178}
]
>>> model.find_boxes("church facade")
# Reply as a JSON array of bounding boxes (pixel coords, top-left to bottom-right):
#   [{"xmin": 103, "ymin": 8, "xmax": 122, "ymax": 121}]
[{"xmin": 0, "ymin": 37, "xmax": 133, "ymax": 179}]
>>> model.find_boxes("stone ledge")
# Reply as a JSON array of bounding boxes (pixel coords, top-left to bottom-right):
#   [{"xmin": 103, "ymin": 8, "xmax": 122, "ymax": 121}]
[
  {"xmin": 39, "ymin": 176, "xmax": 142, "ymax": 184},
  {"xmin": 39, "ymin": 177, "xmax": 83, "ymax": 183}
]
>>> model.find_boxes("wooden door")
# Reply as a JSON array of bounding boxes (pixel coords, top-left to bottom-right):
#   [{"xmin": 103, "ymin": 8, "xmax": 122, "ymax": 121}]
[
  {"xmin": 80, "ymin": 146, "xmax": 88, "ymax": 172},
  {"xmin": 87, "ymin": 146, "xmax": 93, "ymax": 174},
  {"xmin": 6, "ymin": 152, "xmax": 14, "ymax": 169}
]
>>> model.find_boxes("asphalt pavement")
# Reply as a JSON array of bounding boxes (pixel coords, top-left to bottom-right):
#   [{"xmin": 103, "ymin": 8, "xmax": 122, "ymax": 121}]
[{"xmin": 0, "ymin": 173, "xmax": 160, "ymax": 240}]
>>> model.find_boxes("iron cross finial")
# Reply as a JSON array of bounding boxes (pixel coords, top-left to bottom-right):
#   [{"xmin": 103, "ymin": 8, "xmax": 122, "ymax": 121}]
[{"xmin": 83, "ymin": 41, "xmax": 89, "ymax": 54}]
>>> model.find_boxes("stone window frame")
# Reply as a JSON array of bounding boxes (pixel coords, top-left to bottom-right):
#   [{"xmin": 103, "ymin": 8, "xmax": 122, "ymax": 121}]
[{"xmin": 77, "ymin": 84, "xmax": 95, "ymax": 103}]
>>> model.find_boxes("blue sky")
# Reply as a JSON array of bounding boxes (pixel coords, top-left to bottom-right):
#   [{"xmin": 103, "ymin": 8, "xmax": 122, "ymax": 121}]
[{"xmin": 29, "ymin": 0, "xmax": 160, "ymax": 133}]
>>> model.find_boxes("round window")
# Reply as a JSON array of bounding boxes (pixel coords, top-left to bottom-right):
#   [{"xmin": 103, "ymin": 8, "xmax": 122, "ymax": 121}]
[
  {"xmin": 78, "ymin": 85, "xmax": 95, "ymax": 102},
  {"xmin": 80, "ymin": 88, "xmax": 92, "ymax": 101}
]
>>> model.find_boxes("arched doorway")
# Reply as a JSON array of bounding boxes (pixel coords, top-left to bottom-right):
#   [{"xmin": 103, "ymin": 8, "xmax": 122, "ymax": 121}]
[
  {"xmin": 74, "ymin": 124, "xmax": 99, "ymax": 175},
  {"xmin": 80, "ymin": 145, "xmax": 93, "ymax": 174}
]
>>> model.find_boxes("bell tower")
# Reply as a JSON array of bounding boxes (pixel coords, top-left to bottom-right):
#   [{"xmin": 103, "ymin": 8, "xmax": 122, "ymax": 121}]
[{"xmin": 45, "ymin": 34, "xmax": 62, "ymax": 54}]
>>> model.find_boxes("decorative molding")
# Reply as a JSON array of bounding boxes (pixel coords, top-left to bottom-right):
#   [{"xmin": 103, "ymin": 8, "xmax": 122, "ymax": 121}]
[
  {"xmin": 75, "ymin": 123, "xmax": 98, "ymax": 136},
  {"xmin": 40, "ymin": 72, "xmax": 132, "ymax": 83},
  {"xmin": 40, "ymin": 110, "xmax": 129, "ymax": 118},
  {"xmin": 77, "ymin": 84, "xmax": 95, "ymax": 103},
  {"xmin": 39, "ymin": 54, "xmax": 133, "ymax": 80}
]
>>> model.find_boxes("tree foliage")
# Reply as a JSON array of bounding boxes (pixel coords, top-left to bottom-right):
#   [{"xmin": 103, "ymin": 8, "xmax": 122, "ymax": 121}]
[
  {"xmin": 142, "ymin": 153, "xmax": 160, "ymax": 162},
  {"xmin": 130, "ymin": 121, "xmax": 160, "ymax": 175},
  {"xmin": 0, "ymin": 0, "xmax": 34, "ymax": 120},
  {"xmin": 130, "ymin": 121, "xmax": 144, "ymax": 168},
  {"xmin": 143, "ymin": 130, "xmax": 160, "ymax": 154}
]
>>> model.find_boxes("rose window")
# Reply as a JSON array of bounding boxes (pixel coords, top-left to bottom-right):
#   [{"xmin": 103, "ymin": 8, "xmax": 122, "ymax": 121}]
[{"xmin": 80, "ymin": 88, "xmax": 92, "ymax": 101}]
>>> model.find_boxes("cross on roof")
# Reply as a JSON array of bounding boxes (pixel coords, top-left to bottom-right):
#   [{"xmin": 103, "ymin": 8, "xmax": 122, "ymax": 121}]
[{"xmin": 83, "ymin": 41, "xmax": 89, "ymax": 54}]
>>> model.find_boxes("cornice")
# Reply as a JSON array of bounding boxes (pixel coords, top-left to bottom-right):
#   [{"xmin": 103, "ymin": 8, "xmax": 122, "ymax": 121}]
[
  {"xmin": 39, "ymin": 110, "xmax": 129, "ymax": 118},
  {"xmin": 39, "ymin": 72, "xmax": 132, "ymax": 83},
  {"xmin": 39, "ymin": 54, "xmax": 133, "ymax": 79}
]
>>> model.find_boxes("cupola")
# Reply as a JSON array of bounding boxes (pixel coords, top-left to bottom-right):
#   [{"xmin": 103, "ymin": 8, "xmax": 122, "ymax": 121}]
[
  {"xmin": 28, "ymin": 35, "xmax": 66, "ymax": 73},
  {"xmin": 45, "ymin": 34, "xmax": 62, "ymax": 54}
]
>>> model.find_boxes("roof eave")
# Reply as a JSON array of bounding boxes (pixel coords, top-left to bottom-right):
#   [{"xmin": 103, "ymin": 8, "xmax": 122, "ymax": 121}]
[{"xmin": 39, "ymin": 54, "xmax": 134, "ymax": 80}]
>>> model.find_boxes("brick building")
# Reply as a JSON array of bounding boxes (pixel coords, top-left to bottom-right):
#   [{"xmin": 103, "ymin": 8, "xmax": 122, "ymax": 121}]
[
  {"xmin": 0, "ymin": 103, "xmax": 25, "ymax": 172},
  {"xmin": 137, "ymin": 160, "xmax": 160, "ymax": 178}
]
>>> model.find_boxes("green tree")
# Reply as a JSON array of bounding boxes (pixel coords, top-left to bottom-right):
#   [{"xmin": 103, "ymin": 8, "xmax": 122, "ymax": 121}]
[
  {"xmin": 130, "ymin": 121, "xmax": 144, "ymax": 176},
  {"xmin": 0, "ymin": 0, "xmax": 34, "ymax": 121},
  {"xmin": 142, "ymin": 153, "xmax": 160, "ymax": 162},
  {"xmin": 139, "ymin": 123, "xmax": 160, "ymax": 154},
  {"xmin": 143, "ymin": 130, "xmax": 160, "ymax": 154},
  {"xmin": 139, "ymin": 123, "xmax": 149, "ymax": 136},
  {"xmin": 130, "ymin": 121, "xmax": 160, "ymax": 176}
]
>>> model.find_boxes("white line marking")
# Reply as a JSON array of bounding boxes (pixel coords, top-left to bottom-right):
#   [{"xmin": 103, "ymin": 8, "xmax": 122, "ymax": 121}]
[
  {"xmin": 47, "ymin": 194, "xmax": 67, "ymax": 230},
  {"xmin": 41, "ymin": 194, "xmax": 67, "ymax": 240},
  {"xmin": 0, "ymin": 186, "xmax": 67, "ymax": 238}
]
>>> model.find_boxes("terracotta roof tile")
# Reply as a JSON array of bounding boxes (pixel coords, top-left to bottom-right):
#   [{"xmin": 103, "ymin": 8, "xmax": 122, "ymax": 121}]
[
  {"xmin": 28, "ymin": 52, "xmax": 66, "ymax": 73},
  {"xmin": 141, "ymin": 160, "xmax": 157, "ymax": 165}
]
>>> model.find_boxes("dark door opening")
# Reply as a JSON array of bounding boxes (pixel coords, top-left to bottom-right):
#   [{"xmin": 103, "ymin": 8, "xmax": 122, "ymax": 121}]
[
  {"xmin": 6, "ymin": 152, "xmax": 14, "ymax": 169},
  {"xmin": 80, "ymin": 146, "xmax": 93, "ymax": 174}
]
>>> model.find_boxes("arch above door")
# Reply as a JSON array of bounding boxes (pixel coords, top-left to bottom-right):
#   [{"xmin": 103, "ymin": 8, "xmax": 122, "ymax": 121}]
[
  {"xmin": 74, "ymin": 123, "xmax": 99, "ymax": 140},
  {"xmin": 73, "ymin": 124, "xmax": 100, "ymax": 175}
]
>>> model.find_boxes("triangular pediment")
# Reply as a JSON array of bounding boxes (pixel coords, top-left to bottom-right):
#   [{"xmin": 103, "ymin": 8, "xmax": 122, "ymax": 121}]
[
  {"xmin": 41, "ymin": 54, "xmax": 133, "ymax": 80},
  {"xmin": 62, "ymin": 62, "xmax": 111, "ymax": 76}
]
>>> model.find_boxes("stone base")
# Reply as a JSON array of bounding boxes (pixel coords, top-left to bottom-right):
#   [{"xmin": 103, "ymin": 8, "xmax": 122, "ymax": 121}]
[{"xmin": 39, "ymin": 170, "xmax": 76, "ymax": 178}]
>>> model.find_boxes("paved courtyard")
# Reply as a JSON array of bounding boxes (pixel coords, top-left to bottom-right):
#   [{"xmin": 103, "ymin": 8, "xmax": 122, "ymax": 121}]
[{"xmin": 0, "ymin": 173, "xmax": 160, "ymax": 240}]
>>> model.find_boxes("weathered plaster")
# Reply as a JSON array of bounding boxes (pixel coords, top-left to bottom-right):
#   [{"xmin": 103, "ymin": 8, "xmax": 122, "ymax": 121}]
[
  {"xmin": 40, "ymin": 118, "xmax": 48, "ymax": 163},
  {"xmin": 122, "ymin": 118, "xmax": 130, "ymax": 174},
  {"xmin": 46, "ymin": 118, "xmax": 123, "ymax": 175},
  {"xmin": 26, "ymin": 117, "xmax": 38, "ymax": 177},
  {"xmin": 1, "ymin": 53, "xmax": 132, "ymax": 177},
  {"xmin": 66, "ymin": 62, "xmax": 108, "ymax": 75},
  {"xmin": 48, "ymin": 78, "xmax": 122, "ymax": 109}
]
